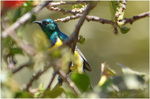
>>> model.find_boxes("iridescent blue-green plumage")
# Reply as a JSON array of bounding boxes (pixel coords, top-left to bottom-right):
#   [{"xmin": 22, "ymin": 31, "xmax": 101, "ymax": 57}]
[
  {"xmin": 34, "ymin": 19, "xmax": 68, "ymax": 46},
  {"xmin": 34, "ymin": 18, "xmax": 91, "ymax": 72}
]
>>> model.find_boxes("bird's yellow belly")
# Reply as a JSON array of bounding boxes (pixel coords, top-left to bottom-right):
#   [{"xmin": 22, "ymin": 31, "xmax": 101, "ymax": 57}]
[
  {"xmin": 48, "ymin": 38, "xmax": 84, "ymax": 73},
  {"xmin": 54, "ymin": 38, "xmax": 63, "ymax": 47}
]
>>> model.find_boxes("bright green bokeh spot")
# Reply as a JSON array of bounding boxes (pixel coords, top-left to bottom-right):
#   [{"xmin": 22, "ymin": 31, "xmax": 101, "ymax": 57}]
[
  {"xmin": 15, "ymin": 91, "xmax": 33, "ymax": 98},
  {"xmin": 71, "ymin": 73, "xmax": 90, "ymax": 92},
  {"xmin": 43, "ymin": 85, "xmax": 64, "ymax": 98},
  {"xmin": 9, "ymin": 48, "xmax": 23, "ymax": 55}
]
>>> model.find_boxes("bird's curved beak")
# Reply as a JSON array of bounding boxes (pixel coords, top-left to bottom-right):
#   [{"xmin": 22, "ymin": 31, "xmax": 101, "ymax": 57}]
[{"xmin": 33, "ymin": 21, "xmax": 42, "ymax": 25}]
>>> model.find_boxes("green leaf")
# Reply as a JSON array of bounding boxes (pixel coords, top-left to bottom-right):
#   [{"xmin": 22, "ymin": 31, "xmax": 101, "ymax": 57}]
[
  {"xmin": 64, "ymin": 91, "xmax": 78, "ymax": 98},
  {"xmin": 22, "ymin": 2, "xmax": 28, "ymax": 7},
  {"xmin": 39, "ymin": 83, "xmax": 45, "ymax": 91},
  {"xmin": 101, "ymin": 77, "xmax": 113, "ymax": 89},
  {"xmin": 9, "ymin": 48, "xmax": 24, "ymax": 55},
  {"xmin": 22, "ymin": 1, "xmax": 33, "ymax": 9},
  {"xmin": 109, "ymin": 1, "xmax": 119, "ymax": 21},
  {"xmin": 109, "ymin": 1, "xmax": 124, "ymax": 22},
  {"xmin": 120, "ymin": 27, "xmax": 130, "ymax": 34},
  {"xmin": 50, "ymin": 48, "xmax": 62, "ymax": 58},
  {"xmin": 3, "ymin": 37, "xmax": 14, "ymax": 48},
  {"xmin": 71, "ymin": 73, "xmax": 90, "ymax": 92},
  {"xmin": 72, "ymin": 4, "xmax": 84, "ymax": 9},
  {"xmin": 43, "ymin": 85, "xmax": 64, "ymax": 98},
  {"xmin": 18, "ymin": 25, "xmax": 25, "ymax": 36},
  {"xmin": 34, "ymin": 91, "xmax": 42, "ymax": 98},
  {"xmin": 29, "ymin": 14, "xmax": 36, "ymax": 23},
  {"xmin": 79, "ymin": 35, "xmax": 86, "ymax": 44},
  {"xmin": 14, "ymin": 91, "xmax": 33, "ymax": 98},
  {"xmin": 12, "ymin": 8, "xmax": 21, "ymax": 22}
]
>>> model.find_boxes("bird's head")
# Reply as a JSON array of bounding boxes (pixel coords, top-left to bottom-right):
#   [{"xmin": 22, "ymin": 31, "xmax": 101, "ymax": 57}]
[{"xmin": 33, "ymin": 19, "xmax": 58, "ymax": 34}]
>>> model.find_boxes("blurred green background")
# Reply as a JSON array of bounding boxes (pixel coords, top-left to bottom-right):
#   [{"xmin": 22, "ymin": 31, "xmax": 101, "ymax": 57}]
[{"xmin": 2, "ymin": 1, "xmax": 149, "ymax": 88}]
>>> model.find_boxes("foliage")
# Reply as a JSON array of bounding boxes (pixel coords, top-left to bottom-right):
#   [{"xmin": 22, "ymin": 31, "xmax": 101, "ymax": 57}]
[{"xmin": 1, "ymin": 0, "xmax": 149, "ymax": 98}]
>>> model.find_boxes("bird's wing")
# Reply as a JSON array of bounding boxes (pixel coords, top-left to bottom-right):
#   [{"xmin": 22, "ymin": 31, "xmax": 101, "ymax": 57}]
[
  {"xmin": 59, "ymin": 32, "xmax": 92, "ymax": 71},
  {"xmin": 59, "ymin": 32, "xmax": 69, "ymax": 41},
  {"xmin": 75, "ymin": 47, "xmax": 92, "ymax": 71}
]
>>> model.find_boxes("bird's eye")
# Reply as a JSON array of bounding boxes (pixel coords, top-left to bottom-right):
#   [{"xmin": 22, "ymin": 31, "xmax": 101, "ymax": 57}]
[{"xmin": 43, "ymin": 21, "xmax": 50, "ymax": 25}]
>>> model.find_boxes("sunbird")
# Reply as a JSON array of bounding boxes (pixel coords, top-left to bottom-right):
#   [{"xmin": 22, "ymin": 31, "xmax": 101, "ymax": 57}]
[{"xmin": 33, "ymin": 18, "xmax": 92, "ymax": 74}]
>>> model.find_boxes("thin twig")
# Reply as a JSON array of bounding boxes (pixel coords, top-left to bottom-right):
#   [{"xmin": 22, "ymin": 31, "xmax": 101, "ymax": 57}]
[
  {"xmin": 12, "ymin": 59, "xmax": 33, "ymax": 74},
  {"xmin": 86, "ymin": 15, "xmax": 114, "ymax": 25},
  {"xmin": 46, "ymin": 71, "xmax": 58, "ymax": 90},
  {"xmin": 51, "ymin": 5, "xmax": 114, "ymax": 25},
  {"xmin": 39, "ymin": 71, "xmax": 58, "ymax": 97},
  {"xmin": 47, "ymin": 6, "xmax": 77, "ymax": 15},
  {"xmin": 2, "ymin": 1, "xmax": 51, "ymax": 38},
  {"xmin": 64, "ymin": 4, "xmax": 92, "ymax": 52},
  {"xmin": 119, "ymin": 11, "xmax": 150, "ymax": 25},
  {"xmin": 24, "ymin": 66, "xmax": 51, "ymax": 91},
  {"xmin": 49, "ymin": 1, "xmax": 86, "ymax": 7},
  {"xmin": 47, "ymin": 2, "xmax": 86, "ymax": 15},
  {"xmin": 55, "ymin": 14, "xmax": 114, "ymax": 25},
  {"xmin": 48, "ymin": 2, "xmax": 114, "ymax": 25},
  {"xmin": 58, "ymin": 70, "xmax": 80, "ymax": 95}
]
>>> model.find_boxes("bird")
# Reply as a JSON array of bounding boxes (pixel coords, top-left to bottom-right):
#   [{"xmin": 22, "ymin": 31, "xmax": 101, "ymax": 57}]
[{"xmin": 33, "ymin": 18, "xmax": 92, "ymax": 74}]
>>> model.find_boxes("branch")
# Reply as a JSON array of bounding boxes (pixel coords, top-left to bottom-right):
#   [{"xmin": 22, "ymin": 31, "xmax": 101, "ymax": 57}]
[
  {"xmin": 47, "ymin": 1, "xmax": 87, "ymax": 15},
  {"xmin": 47, "ymin": 2, "xmax": 86, "ymax": 15},
  {"xmin": 40, "ymin": 71, "xmax": 58, "ymax": 97},
  {"xmin": 58, "ymin": 70, "xmax": 80, "ymax": 95},
  {"xmin": 24, "ymin": 66, "xmax": 51, "ymax": 91},
  {"xmin": 47, "ymin": 6, "xmax": 77, "ymax": 15},
  {"xmin": 49, "ymin": 1, "xmax": 86, "ymax": 7},
  {"xmin": 46, "ymin": 71, "xmax": 58, "ymax": 90},
  {"xmin": 12, "ymin": 59, "xmax": 33, "ymax": 74},
  {"xmin": 120, "ymin": 11, "xmax": 150, "ymax": 25},
  {"xmin": 48, "ymin": 2, "xmax": 114, "ymax": 25},
  {"xmin": 64, "ymin": 4, "xmax": 93, "ymax": 52},
  {"xmin": 55, "ymin": 14, "xmax": 114, "ymax": 25},
  {"xmin": 2, "ymin": 1, "xmax": 51, "ymax": 38}
]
